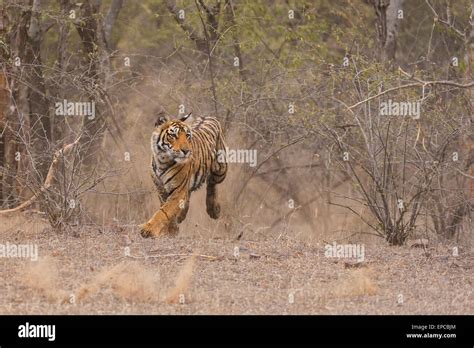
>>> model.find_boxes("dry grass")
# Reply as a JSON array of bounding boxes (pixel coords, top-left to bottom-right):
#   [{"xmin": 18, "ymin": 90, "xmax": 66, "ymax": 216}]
[
  {"xmin": 77, "ymin": 256, "xmax": 197, "ymax": 304},
  {"xmin": 19, "ymin": 256, "xmax": 65, "ymax": 302},
  {"xmin": 77, "ymin": 261, "xmax": 161, "ymax": 303},
  {"xmin": 1, "ymin": 215, "xmax": 472, "ymax": 315},
  {"xmin": 333, "ymin": 268, "xmax": 378, "ymax": 297}
]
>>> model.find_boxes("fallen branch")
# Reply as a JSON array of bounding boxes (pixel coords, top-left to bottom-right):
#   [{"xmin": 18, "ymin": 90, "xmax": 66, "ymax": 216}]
[
  {"xmin": 128, "ymin": 252, "xmax": 220, "ymax": 261},
  {"xmin": 0, "ymin": 136, "xmax": 81, "ymax": 216}
]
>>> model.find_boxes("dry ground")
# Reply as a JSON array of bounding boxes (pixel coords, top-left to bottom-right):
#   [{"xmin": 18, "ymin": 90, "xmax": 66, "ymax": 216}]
[{"xmin": 0, "ymin": 212, "xmax": 472, "ymax": 315}]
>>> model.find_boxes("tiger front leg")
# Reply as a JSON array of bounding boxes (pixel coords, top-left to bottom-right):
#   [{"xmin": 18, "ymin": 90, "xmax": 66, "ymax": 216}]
[
  {"xmin": 140, "ymin": 192, "xmax": 188, "ymax": 238},
  {"xmin": 140, "ymin": 210, "xmax": 170, "ymax": 238}
]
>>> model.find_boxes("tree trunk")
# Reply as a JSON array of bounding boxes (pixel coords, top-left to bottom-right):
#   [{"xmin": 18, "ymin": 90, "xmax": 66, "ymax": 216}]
[
  {"xmin": 52, "ymin": 0, "xmax": 72, "ymax": 144},
  {"xmin": 25, "ymin": 0, "xmax": 52, "ymax": 181},
  {"xmin": 369, "ymin": 0, "xmax": 404, "ymax": 63},
  {"xmin": 74, "ymin": 0, "xmax": 123, "ymax": 168},
  {"xmin": 0, "ymin": 1, "xmax": 30, "ymax": 207},
  {"xmin": 226, "ymin": 0, "xmax": 246, "ymax": 82},
  {"xmin": 74, "ymin": 0, "xmax": 106, "ymax": 167}
]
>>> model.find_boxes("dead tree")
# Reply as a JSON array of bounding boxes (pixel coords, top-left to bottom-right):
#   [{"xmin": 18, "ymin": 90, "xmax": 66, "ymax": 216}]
[
  {"xmin": 165, "ymin": 0, "xmax": 222, "ymax": 54},
  {"xmin": 0, "ymin": 0, "xmax": 28, "ymax": 207},
  {"xmin": 25, "ymin": 0, "xmax": 54, "ymax": 181},
  {"xmin": 225, "ymin": 0, "xmax": 246, "ymax": 82},
  {"xmin": 73, "ymin": 0, "xmax": 123, "ymax": 167},
  {"xmin": 0, "ymin": 0, "xmax": 123, "ymax": 224},
  {"xmin": 425, "ymin": 1, "xmax": 473, "ymax": 238},
  {"xmin": 368, "ymin": 0, "xmax": 404, "ymax": 63}
]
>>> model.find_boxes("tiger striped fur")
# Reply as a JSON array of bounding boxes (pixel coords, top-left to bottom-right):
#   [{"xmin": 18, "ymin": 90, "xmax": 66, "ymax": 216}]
[{"xmin": 140, "ymin": 113, "xmax": 227, "ymax": 238}]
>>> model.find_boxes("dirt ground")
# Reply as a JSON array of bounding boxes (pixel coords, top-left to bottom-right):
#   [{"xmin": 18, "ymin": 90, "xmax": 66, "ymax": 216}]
[{"xmin": 0, "ymin": 212, "xmax": 472, "ymax": 315}]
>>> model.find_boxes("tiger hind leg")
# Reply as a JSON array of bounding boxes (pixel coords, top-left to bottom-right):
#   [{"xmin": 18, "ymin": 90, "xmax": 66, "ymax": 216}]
[
  {"xmin": 206, "ymin": 182, "xmax": 220, "ymax": 219},
  {"xmin": 206, "ymin": 140, "xmax": 227, "ymax": 219},
  {"xmin": 206, "ymin": 170, "xmax": 226, "ymax": 219}
]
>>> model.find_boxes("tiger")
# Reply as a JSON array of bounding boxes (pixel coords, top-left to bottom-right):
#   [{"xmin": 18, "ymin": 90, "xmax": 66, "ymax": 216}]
[{"xmin": 140, "ymin": 112, "xmax": 227, "ymax": 238}]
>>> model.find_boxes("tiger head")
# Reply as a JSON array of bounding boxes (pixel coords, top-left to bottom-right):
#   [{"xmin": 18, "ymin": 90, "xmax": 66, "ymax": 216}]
[{"xmin": 151, "ymin": 113, "xmax": 193, "ymax": 163}]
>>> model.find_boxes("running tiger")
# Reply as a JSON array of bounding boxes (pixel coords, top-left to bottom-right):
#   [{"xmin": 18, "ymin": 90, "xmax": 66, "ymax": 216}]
[{"xmin": 140, "ymin": 113, "xmax": 227, "ymax": 238}]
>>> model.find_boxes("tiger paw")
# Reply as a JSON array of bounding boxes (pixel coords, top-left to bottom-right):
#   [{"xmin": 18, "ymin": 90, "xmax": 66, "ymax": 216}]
[
  {"xmin": 206, "ymin": 202, "xmax": 221, "ymax": 219},
  {"xmin": 140, "ymin": 223, "xmax": 161, "ymax": 238}
]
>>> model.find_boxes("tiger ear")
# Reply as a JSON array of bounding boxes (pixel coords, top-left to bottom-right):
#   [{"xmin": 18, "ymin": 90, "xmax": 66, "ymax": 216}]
[
  {"xmin": 155, "ymin": 114, "xmax": 169, "ymax": 127},
  {"xmin": 179, "ymin": 112, "xmax": 192, "ymax": 122}
]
